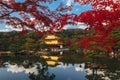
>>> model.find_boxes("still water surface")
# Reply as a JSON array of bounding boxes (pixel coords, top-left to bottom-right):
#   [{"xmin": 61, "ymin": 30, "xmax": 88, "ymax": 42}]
[
  {"xmin": 0, "ymin": 62, "xmax": 86, "ymax": 80},
  {"xmin": 0, "ymin": 56, "xmax": 120, "ymax": 80}
]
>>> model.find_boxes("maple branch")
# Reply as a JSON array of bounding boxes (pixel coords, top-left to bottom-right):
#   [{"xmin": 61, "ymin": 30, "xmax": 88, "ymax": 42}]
[
  {"xmin": 0, "ymin": 1, "xmax": 11, "ymax": 9},
  {"xmin": 0, "ymin": 11, "xmax": 14, "ymax": 18}
]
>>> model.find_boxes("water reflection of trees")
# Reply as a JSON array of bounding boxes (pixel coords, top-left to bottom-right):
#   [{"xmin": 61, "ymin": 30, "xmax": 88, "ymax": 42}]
[
  {"xmin": 104, "ymin": 59, "xmax": 120, "ymax": 80},
  {"xmin": 4, "ymin": 62, "xmax": 55, "ymax": 80},
  {"xmin": 1, "ymin": 56, "xmax": 120, "ymax": 80},
  {"xmin": 1, "ymin": 56, "xmax": 55, "ymax": 80},
  {"xmin": 85, "ymin": 59, "xmax": 120, "ymax": 80},
  {"xmin": 29, "ymin": 63, "xmax": 55, "ymax": 80}
]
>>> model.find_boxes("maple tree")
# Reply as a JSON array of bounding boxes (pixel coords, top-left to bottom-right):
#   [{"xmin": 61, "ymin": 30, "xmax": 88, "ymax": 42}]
[
  {"xmin": 0, "ymin": 0, "xmax": 120, "ymax": 51},
  {"xmin": 76, "ymin": 0, "xmax": 120, "ymax": 51}
]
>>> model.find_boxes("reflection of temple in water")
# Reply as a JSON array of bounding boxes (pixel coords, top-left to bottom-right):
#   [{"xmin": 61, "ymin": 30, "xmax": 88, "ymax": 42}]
[{"xmin": 41, "ymin": 56, "xmax": 62, "ymax": 67}]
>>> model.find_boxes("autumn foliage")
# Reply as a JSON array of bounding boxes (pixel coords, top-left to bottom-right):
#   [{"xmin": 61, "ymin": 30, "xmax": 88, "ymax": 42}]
[{"xmin": 0, "ymin": 0, "xmax": 120, "ymax": 51}]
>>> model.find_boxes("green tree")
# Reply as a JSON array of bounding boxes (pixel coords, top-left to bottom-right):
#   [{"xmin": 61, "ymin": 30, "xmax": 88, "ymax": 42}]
[
  {"xmin": 111, "ymin": 27, "xmax": 120, "ymax": 50},
  {"xmin": 9, "ymin": 43, "xmax": 22, "ymax": 54},
  {"xmin": 22, "ymin": 38, "xmax": 36, "ymax": 50},
  {"xmin": 0, "ymin": 38, "xmax": 10, "ymax": 51}
]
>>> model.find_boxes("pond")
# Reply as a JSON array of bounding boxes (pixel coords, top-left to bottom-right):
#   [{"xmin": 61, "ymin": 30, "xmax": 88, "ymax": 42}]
[{"xmin": 0, "ymin": 56, "xmax": 120, "ymax": 80}]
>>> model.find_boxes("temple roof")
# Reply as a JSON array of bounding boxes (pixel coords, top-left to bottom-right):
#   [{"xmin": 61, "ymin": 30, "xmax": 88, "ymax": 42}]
[
  {"xmin": 45, "ymin": 34, "xmax": 60, "ymax": 39},
  {"xmin": 41, "ymin": 33, "xmax": 63, "ymax": 45}
]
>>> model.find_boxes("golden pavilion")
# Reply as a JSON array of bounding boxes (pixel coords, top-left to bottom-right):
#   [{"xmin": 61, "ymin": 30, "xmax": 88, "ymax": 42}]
[{"xmin": 41, "ymin": 33, "xmax": 63, "ymax": 45}]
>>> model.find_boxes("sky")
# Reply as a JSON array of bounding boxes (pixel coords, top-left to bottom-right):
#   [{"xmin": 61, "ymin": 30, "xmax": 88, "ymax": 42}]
[{"xmin": 0, "ymin": 0, "xmax": 92, "ymax": 32}]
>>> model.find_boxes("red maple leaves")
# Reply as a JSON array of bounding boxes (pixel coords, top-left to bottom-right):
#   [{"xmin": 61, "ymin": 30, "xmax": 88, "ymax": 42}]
[{"xmin": 0, "ymin": 0, "xmax": 120, "ymax": 51}]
